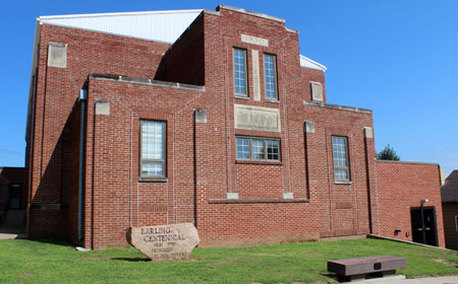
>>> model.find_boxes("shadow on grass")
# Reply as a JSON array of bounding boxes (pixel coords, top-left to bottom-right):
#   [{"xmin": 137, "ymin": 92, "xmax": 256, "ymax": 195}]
[
  {"xmin": 22, "ymin": 237, "xmax": 74, "ymax": 247},
  {"xmin": 111, "ymin": 257, "xmax": 150, "ymax": 262},
  {"xmin": 320, "ymin": 272, "xmax": 339, "ymax": 282}
]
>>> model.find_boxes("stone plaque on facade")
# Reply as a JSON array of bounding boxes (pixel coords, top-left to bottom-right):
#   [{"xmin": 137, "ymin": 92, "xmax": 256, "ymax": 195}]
[
  {"xmin": 126, "ymin": 223, "xmax": 200, "ymax": 261},
  {"xmin": 310, "ymin": 82, "xmax": 323, "ymax": 102},
  {"xmin": 241, "ymin": 34, "xmax": 269, "ymax": 47},
  {"xmin": 234, "ymin": 104, "xmax": 281, "ymax": 132}
]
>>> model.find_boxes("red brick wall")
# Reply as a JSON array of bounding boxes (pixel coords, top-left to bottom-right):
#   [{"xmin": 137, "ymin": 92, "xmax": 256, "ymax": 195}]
[
  {"xmin": 376, "ymin": 161, "xmax": 445, "ymax": 247},
  {"xmin": 27, "ymin": 23, "xmax": 171, "ymax": 239},
  {"xmin": 195, "ymin": 8, "xmax": 375, "ymax": 246},
  {"xmin": 300, "ymin": 67, "xmax": 327, "ymax": 103},
  {"xmin": 67, "ymin": 104, "xmax": 81, "ymax": 244},
  {"xmin": 441, "ymin": 203, "xmax": 458, "ymax": 250},
  {"xmin": 290, "ymin": 106, "xmax": 377, "ymax": 238},
  {"xmin": 84, "ymin": 77, "xmax": 204, "ymax": 249},
  {"xmin": 155, "ymin": 15, "xmax": 205, "ymax": 85},
  {"xmin": 28, "ymin": 6, "xmax": 379, "ymax": 248}
]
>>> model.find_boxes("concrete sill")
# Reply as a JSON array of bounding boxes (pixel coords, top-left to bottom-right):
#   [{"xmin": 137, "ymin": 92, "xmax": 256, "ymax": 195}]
[
  {"xmin": 138, "ymin": 177, "xmax": 168, "ymax": 183},
  {"xmin": 265, "ymin": 99, "xmax": 279, "ymax": 104},
  {"xmin": 334, "ymin": 181, "xmax": 352, "ymax": 185},
  {"xmin": 234, "ymin": 95, "xmax": 250, "ymax": 100},
  {"xmin": 208, "ymin": 198, "xmax": 309, "ymax": 204},
  {"xmin": 236, "ymin": 160, "xmax": 282, "ymax": 166}
]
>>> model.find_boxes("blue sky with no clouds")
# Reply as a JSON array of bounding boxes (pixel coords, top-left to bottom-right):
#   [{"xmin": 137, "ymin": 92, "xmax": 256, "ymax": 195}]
[{"xmin": 1, "ymin": 0, "xmax": 457, "ymax": 177}]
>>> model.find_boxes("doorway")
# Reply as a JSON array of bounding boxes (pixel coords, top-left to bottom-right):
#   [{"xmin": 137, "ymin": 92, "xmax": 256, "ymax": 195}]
[
  {"xmin": 410, "ymin": 206, "xmax": 438, "ymax": 246},
  {"xmin": 8, "ymin": 184, "xmax": 21, "ymax": 209}
]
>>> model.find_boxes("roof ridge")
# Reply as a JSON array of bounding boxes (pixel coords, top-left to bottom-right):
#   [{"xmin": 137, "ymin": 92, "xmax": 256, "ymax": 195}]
[{"xmin": 38, "ymin": 9, "xmax": 203, "ymax": 20}]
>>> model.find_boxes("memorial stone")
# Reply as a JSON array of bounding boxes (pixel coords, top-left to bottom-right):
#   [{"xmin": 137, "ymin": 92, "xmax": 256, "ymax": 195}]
[{"xmin": 126, "ymin": 223, "xmax": 200, "ymax": 261}]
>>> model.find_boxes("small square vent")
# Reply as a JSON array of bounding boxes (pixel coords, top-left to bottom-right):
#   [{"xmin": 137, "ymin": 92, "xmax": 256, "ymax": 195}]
[{"xmin": 47, "ymin": 42, "xmax": 67, "ymax": 68}]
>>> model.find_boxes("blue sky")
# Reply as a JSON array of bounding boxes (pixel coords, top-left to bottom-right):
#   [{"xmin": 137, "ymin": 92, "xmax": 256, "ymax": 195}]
[{"xmin": 1, "ymin": 0, "xmax": 457, "ymax": 177}]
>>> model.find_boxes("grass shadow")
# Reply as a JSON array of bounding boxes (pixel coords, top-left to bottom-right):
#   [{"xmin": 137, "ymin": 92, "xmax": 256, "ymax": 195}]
[
  {"xmin": 19, "ymin": 237, "xmax": 74, "ymax": 247},
  {"xmin": 320, "ymin": 272, "xmax": 340, "ymax": 282},
  {"xmin": 111, "ymin": 257, "xmax": 150, "ymax": 262}
]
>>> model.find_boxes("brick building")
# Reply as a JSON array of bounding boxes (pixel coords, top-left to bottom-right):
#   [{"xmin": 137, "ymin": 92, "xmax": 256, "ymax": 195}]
[
  {"xmin": 25, "ymin": 5, "xmax": 444, "ymax": 249},
  {"xmin": 441, "ymin": 170, "xmax": 458, "ymax": 250}
]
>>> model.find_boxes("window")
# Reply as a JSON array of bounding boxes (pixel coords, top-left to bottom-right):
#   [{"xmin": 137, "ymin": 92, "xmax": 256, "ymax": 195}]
[
  {"xmin": 233, "ymin": 48, "xmax": 247, "ymax": 96},
  {"xmin": 264, "ymin": 54, "xmax": 278, "ymax": 100},
  {"xmin": 236, "ymin": 138, "xmax": 250, "ymax": 160},
  {"xmin": 332, "ymin": 136, "xmax": 350, "ymax": 182},
  {"xmin": 455, "ymin": 215, "xmax": 458, "ymax": 231},
  {"xmin": 236, "ymin": 137, "xmax": 280, "ymax": 161},
  {"xmin": 140, "ymin": 120, "xmax": 166, "ymax": 178}
]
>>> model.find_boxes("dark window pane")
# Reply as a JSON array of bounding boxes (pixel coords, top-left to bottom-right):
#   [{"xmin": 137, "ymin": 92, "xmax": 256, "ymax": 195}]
[{"xmin": 267, "ymin": 140, "xmax": 279, "ymax": 160}]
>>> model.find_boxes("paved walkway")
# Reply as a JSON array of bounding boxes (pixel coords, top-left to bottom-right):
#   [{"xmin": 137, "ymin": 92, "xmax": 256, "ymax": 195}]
[
  {"xmin": 0, "ymin": 232, "xmax": 26, "ymax": 240},
  {"xmin": 362, "ymin": 275, "xmax": 458, "ymax": 284}
]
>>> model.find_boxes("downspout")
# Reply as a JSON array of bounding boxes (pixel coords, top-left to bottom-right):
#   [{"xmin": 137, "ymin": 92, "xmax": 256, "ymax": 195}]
[
  {"xmin": 363, "ymin": 128, "xmax": 374, "ymax": 234},
  {"xmin": 78, "ymin": 89, "xmax": 87, "ymax": 242},
  {"xmin": 193, "ymin": 117, "xmax": 197, "ymax": 227}
]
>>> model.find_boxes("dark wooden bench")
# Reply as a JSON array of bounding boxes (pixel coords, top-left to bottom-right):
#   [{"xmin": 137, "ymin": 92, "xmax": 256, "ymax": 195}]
[{"xmin": 327, "ymin": 255, "xmax": 406, "ymax": 281}]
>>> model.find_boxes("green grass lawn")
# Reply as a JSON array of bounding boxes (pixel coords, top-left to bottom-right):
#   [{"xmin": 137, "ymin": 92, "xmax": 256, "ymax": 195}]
[{"xmin": 0, "ymin": 238, "xmax": 456, "ymax": 283}]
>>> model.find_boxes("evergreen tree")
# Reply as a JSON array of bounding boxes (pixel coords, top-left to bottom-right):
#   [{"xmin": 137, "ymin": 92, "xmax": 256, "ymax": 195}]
[{"xmin": 377, "ymin": 144, "xmax": 400, "ymax": 161}]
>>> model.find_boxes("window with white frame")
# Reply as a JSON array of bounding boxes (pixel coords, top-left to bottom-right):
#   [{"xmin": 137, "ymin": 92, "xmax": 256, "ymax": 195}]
[
  {"xmin": 140, "ymin": 120, "xmax": 166, "ymax": 178},
  {"xmin": 264, "ymin": 54, "xmax": 278, "ymax": 100},
  {"xmin": 332, "ymin": 136, "xmax": 350, "ymax": 182},
  {"xmin": 233, "ymin": 48, "xmax": 248, "ymax": 96},
  {"xmin": 236, "ymin": 137, "xmax": 280, "ymax": 161}
]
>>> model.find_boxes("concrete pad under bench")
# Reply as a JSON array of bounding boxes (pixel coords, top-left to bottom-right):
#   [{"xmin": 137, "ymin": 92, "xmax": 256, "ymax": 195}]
[{"xmin": 327, "ymin": 255, "xmax": 406, "ymax": 281}]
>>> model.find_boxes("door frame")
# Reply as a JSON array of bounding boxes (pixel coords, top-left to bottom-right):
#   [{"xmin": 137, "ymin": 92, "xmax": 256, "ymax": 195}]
[
  {"xmin": 8, "ymin": 183, "xmax": 21, "ymax": 210},
  {"xmin": 410, "ymin": 206, "xmax": 438, "ymax": 246}
]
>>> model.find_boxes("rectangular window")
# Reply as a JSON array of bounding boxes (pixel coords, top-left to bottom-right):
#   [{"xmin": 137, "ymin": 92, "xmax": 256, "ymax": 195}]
[
  {"xmin": 455, "ymin": 215, "xmax": 458, "ymax": 231},
  {"xmin": 332, "ymin": 136, "xmax": 350, "ymax": 182},
  {"xmin": 264, "ymin": 54, "xmax": 278, "ymax": 100},
  {"xmin": 233, "ymin": 48, "xmax": 248, "ymax": 96},
  {"xmin": 236, "ymin": 138, "xmax": 250, "ymax": 160},
  {"xmin": 140, "ymin": 120, "xmax": 166, "ymax": 178},
  {"xmin": 236, "ymin": 137, "xmax": 280, "ymax": 162}
]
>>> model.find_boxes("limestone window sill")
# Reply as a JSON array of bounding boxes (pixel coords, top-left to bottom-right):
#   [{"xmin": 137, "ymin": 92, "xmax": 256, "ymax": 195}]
[
  {"xmin": 138, "ymin": 177, "xmax": 168, "ymax": 183},
  {"xmin": 334, "ymin": 181, "xmax": 352, "ymax": 185},
  {"xmin": 265, "ymin": 99, "xmax": 279, "ymax": 104},
  {"xmin": 234, "ymin": 95, "xmax": 250, "ymax": 100},
  {"xmin": 236, "ymin": 160, "xmax": 282, "ymax": 166}
]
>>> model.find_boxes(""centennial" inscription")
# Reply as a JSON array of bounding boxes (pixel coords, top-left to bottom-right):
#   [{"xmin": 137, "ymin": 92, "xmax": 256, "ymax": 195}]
[
  {"xmin": 127, "ymin": 223, "xmax": 199, "ymax": 262},
  {"xmin": 140, "ymin": 226, "xmax": 185, "ymax": 242}
]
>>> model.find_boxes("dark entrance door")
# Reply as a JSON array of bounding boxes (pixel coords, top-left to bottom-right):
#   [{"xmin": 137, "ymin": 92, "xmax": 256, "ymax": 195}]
[
  {"xmin": 410, "ymin": 206, "xmax": 438, "ymax": 246},
  {"xmin": 8, "ymin": 184, "xmax": 21, "ymax": 209}
]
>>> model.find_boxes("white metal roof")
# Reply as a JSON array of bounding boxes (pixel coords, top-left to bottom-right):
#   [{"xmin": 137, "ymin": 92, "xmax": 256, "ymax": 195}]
[
  {"xmin": 38, "ymin": 9, "xmax": 203, "ymax": 44},
  {"xmin": 300, "ymin": 55, "xmax": 327, "ymax": 72}
]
